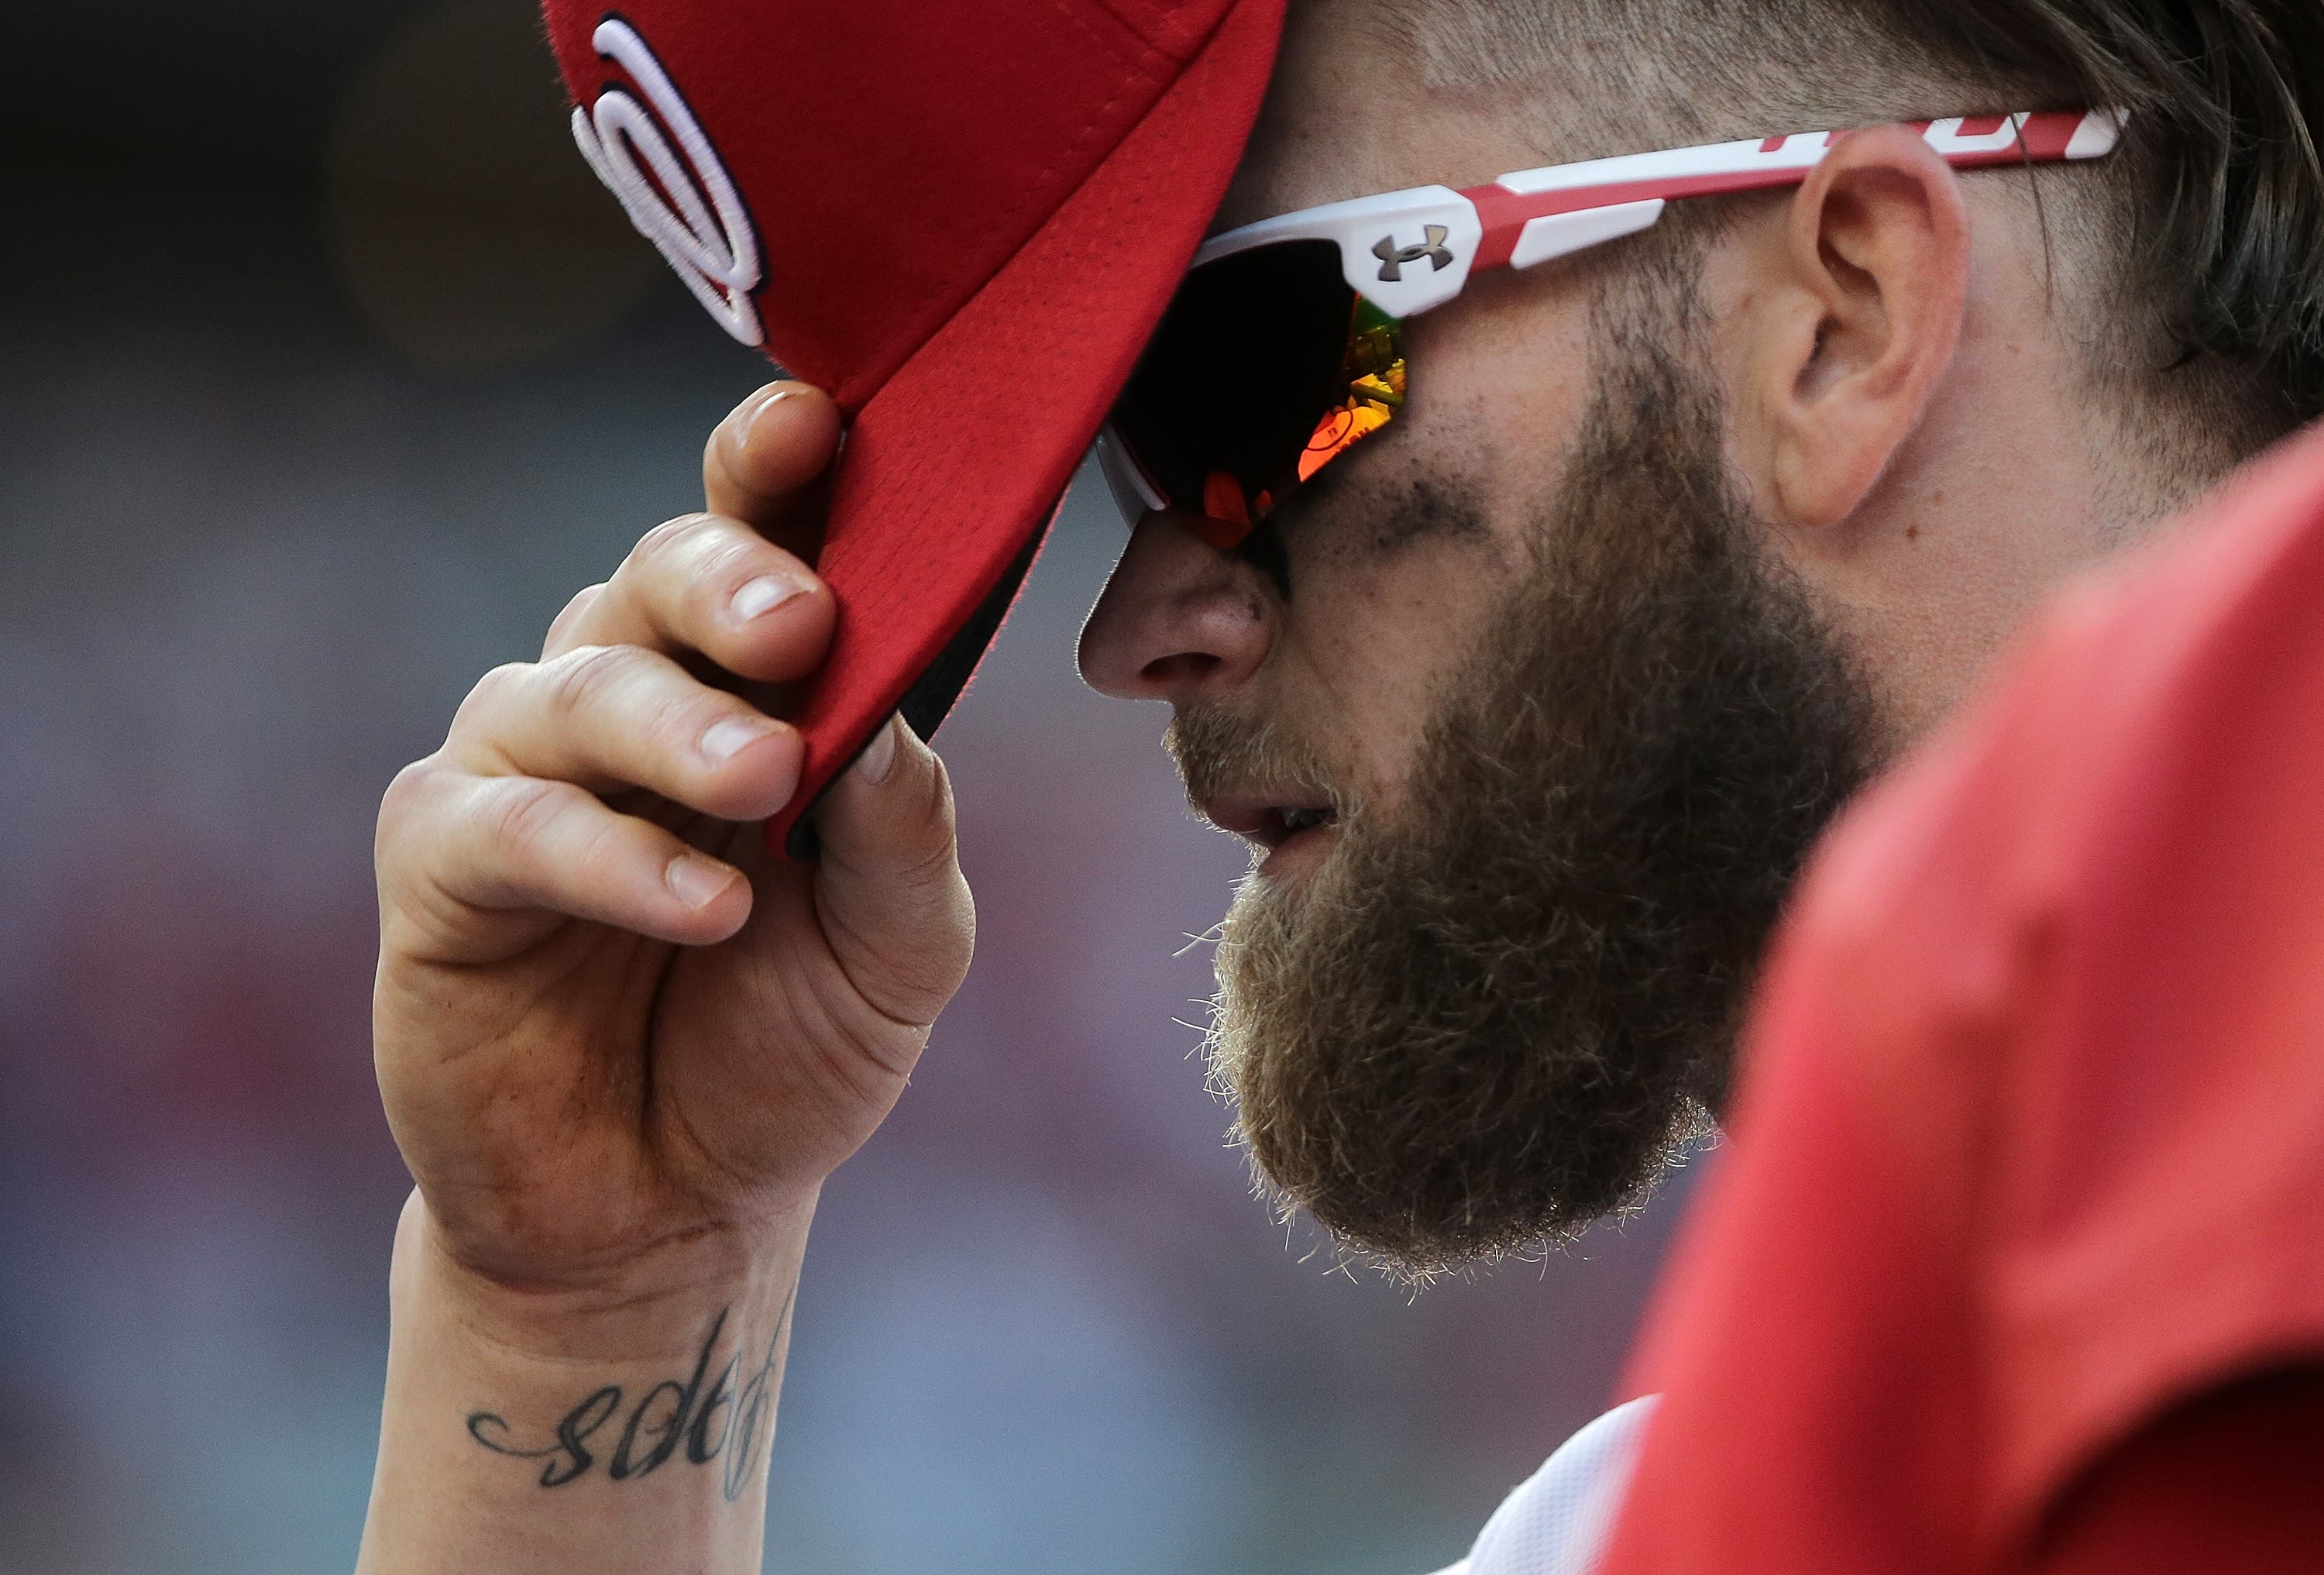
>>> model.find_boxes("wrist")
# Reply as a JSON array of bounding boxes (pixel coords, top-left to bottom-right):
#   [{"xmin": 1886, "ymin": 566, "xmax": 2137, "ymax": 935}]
[
  {"xmin": 358, "ymin": 1194, "xmax": 811, "ymax": 1574},
  {"xmin": 393, "ymin": 1188, "xmax": 816, "ymax": 1366}
]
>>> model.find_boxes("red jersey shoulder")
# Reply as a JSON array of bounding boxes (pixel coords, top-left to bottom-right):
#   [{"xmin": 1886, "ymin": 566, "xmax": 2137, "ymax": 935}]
[{"xmin": 1602, "ymin": 421, "xmax": 2324, "ymax": 1574}]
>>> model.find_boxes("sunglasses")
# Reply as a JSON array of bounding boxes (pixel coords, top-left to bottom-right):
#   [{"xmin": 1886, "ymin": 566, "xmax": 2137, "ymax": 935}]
[{"xmin": 1097, "ymin": 109, "xmax": 2123, "ymax": 550}]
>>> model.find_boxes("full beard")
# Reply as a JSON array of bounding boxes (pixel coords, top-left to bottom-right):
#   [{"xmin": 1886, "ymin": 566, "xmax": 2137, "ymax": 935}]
[{"xmin": 1182, "ymin": 293, "xmax": 1878, "ymax": 1278}]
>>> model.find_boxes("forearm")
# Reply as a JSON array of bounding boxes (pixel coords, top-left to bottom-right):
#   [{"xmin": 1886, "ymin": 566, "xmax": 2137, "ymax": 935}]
[{"xmin": 356, "ymin": 1192, "xmax": 812, "ymax": 1575}]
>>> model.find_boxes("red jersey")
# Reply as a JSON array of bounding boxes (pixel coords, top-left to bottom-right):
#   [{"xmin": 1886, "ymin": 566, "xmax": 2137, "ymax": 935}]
[{"xmin": 1597, "ymin": 421, "xmax": 2324, "ymax": 1573}]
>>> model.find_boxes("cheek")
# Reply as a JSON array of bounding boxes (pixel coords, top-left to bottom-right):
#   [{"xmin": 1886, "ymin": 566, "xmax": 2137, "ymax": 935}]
[
  {"xmin": 1264, "ymin": 287, "xmax": 1593, "ymax": 798},
  {"xmin": 1403, "ymin": 277, "xmax": 1598, "ymax": 512},
  {"xmin": 1272, "ymin": 527, "xmax": 1510, "ymax": 803}
]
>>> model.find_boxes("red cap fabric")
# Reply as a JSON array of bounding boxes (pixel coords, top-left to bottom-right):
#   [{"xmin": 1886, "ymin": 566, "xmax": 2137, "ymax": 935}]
[{"xmin": 540, "ymin": 0, "xmax": 1287, "ymax": 854}]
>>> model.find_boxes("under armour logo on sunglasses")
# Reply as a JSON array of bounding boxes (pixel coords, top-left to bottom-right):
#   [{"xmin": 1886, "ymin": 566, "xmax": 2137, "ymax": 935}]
[
  {"xmin": 1372, "ymin": 226, "xmax": 1454, "ymax": 283},
  {"xmin": 570, "ymin": 15, "xmax": 766, "ymax": 346}
]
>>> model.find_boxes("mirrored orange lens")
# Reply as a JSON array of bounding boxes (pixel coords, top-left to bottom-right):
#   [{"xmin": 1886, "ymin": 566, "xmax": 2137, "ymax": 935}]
[
  {"xmin": 1108, "ymin": 242, "xmax": 1410, "ymax": 545},
  {"xmin": 1298, "ymin": 296, "xmax": 1405, "ymax": 485},
  {"xmin": 1202, "ymin": 470, "xmax": 1253, "ymax": 528}
]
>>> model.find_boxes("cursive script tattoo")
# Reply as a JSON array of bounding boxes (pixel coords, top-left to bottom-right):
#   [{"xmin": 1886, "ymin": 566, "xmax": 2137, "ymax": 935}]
[{"xmin": 466, "ymin": 1290, "xmax": 792, "ymax": 1500}]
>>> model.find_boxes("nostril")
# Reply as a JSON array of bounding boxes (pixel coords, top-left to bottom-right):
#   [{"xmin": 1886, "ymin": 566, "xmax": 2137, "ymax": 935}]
[{"xmin": 1140, "ymin": 652, "xmax": 1220, "ymax": 688}]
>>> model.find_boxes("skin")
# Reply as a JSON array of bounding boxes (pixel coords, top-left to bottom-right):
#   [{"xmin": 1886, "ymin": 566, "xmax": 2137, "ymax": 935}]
[
  {"xmin": 1083, "ymin": 9, "xmax": 2126, "ymax": 789},
  {"xmin": 360, "ymin": 386, "xmax": 974, "ymax": 1570},
  {"xmin": 358, "ymin": 5, "xmax": 2166, "ymax": 1568}
]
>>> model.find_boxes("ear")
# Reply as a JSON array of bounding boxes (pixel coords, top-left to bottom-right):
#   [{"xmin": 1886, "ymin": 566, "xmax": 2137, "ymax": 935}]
[{"xmin": 1738, "ymin": 123, "xmax": 1970, "ymax": 531}]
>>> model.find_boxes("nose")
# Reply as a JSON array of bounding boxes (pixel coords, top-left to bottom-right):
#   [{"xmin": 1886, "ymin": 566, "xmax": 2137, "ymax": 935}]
[{"xmin": 1078, "ymin": 511, "xmax": 1275, "ymax": 703}]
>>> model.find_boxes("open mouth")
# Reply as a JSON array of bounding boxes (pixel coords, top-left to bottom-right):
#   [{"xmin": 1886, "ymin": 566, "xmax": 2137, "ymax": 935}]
[{"xmin": 1201, "ymin": 796, "xmax": 1342, "ymax": 858}]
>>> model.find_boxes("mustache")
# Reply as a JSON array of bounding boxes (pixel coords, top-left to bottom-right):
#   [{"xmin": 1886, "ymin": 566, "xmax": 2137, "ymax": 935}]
[{"xmin": 1164, "ymin": 708, "xmax": 1350, "ymax": 820}]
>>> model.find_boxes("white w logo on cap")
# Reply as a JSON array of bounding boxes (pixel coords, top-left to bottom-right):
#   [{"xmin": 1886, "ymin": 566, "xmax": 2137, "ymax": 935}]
[{"xmin": 571, "ymin": 15, "xmax": 765, "ymax": 346}]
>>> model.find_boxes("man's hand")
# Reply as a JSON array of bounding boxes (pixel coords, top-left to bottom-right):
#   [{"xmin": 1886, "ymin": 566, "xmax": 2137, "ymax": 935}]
[
  {"xmin": 375, "ymin": 379, "xmax": 971, "ymax": 1303},
  {"xmin": 359, "ymin": 383, "xmax": 974, "ymax": 1573}
]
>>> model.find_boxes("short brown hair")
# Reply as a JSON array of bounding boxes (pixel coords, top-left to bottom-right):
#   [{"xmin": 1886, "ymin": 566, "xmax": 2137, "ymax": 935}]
[{"xmin": 1382, "ymin": 0, "xmax": 2324, "ymax": 438}]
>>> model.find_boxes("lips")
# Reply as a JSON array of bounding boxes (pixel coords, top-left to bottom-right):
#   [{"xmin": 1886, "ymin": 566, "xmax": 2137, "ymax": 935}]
[{"xmin": 1199, "ymin": 795, "xmax": 1340, "ymax": 854}]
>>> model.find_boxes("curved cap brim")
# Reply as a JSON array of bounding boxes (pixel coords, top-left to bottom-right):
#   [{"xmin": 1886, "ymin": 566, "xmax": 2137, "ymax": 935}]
[{"xmin": 767, "ymin": 0, "xmax": 1284, "ymax": 856}]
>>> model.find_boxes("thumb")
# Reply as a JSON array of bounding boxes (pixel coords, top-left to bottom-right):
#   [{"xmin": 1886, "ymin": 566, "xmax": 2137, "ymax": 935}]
[{"xmin": 810, "ymin": 715, "xmax": 976, "ymax": 1030}]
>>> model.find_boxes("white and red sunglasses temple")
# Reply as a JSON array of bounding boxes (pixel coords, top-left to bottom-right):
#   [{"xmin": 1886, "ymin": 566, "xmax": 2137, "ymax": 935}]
[{"xmin": 1097, "ymin": 108, "xmax": 2124, "ymax": 522}]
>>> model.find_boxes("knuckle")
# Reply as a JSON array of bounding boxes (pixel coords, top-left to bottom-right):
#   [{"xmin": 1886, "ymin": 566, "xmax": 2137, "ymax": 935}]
[
  {"xmin": 376, "ymin": 903, "xmax": 431, "ymax": 962},
  {"xmin": 679, "ymin": 523, "xmax": 785, "ymax": 611},
  {"xmin": 690, "ymin": 518, "xmax": 756, "ymax": 571},
  {"xmin": 543, "ymin": 643, "xmax": 640, "ymax": 724},
  {"xmin": 378, "ymin": 755, "xmax": 438, "ymax": 830},
  {"xmin": 568, "ymin": 808, "xmax": 639, "ymax": 888},
  {"xmin": 823, "ymin": 893, "xmax": 973, "ymax": 1033},
  {"xmin": 452, "ymin": 661, "xmax": 531, "ymax": 733},
  {"xmin": 647, "ymin": 514, "xmax": 781, "ymax": 590},
  {"xmin": 641, "ymin": 686, "xmax": 711, "ymax": 754},
  {"xmin": 629, "ymin": 512, "xmax": 715, "ymax": 574},
  {"xmin": 546, "ymin": 582, "xmax": 608, "ymax": 638},
  {"xmin": 896, "ymin": 746, "xmax": 962, "ymax": 864},
  {"xmin": 375, "ymin": 758, "xmax": 476, "ymax": 937},
  {"xmin": 375, "ymin": 755, "xmax": 449, "ymax": 865},
  {"xmin": 485, "ymin": 775, "xmax": 579, "ymax": 864},
  {"xmin": 921, "ymin": 750, "xmax": 961, "ymax": 832},
  {"xmin": 894, "ymin": 894, "xmax": 975, "ymax": 989}
]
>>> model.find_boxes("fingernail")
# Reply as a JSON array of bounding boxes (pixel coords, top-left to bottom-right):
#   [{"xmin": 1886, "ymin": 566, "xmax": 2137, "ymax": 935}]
[
  {"xmin": 731, "ymin": 573, "xmax": 810, "ymax": 621},
  {"xmin": 699, "ymin": 715, "xmax": 779, "ymax": 765},
  {"xmin": 854, "ymin": 715, "xmax": 900, "ymax": 785},
  {"xmin": 730, "ymin": 386, "xmax": 797, "ymax": 453},
  {"xmin": 666, "ymin": 855, "xmax": 736, "ymax": 910}
]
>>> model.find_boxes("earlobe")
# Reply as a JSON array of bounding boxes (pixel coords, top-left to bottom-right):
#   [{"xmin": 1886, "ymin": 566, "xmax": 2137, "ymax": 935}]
[{"xmin": 1758, "ymin": 126, "xmax": 1970, "ymax": 532}]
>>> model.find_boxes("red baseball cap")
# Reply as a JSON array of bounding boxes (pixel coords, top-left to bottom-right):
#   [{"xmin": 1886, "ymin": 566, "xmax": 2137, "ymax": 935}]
[{"xmin": 539, "ymin": 0, "xmax": 1288, "ymax": 854}]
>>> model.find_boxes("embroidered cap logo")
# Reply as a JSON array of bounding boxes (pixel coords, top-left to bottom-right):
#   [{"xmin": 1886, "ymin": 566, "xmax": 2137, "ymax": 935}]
[{"xmin": 570, "ymin": 15, "xmax": 765, "ymax": 346}]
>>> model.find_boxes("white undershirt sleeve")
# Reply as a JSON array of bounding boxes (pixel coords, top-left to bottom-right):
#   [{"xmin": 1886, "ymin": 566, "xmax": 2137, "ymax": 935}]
[{"xmin": 1429, "ymin": 1393, "xmax": 1660, "ymax": 1575}]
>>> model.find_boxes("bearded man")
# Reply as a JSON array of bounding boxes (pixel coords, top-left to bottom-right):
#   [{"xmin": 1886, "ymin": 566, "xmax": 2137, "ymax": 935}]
[{"xmin": 356, "ymin": 0, "xmax": 2324, "ymax": 1571}]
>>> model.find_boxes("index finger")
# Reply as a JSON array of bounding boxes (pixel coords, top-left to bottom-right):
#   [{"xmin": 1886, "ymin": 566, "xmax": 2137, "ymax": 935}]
[{"xmin": 703, "ymin": 380, "xmax": 844, "ymax": 559}]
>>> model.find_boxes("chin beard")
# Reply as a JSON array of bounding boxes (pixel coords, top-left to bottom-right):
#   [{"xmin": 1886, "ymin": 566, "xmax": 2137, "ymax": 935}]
[{"xmin": 1187, "ymin": 306, "xmax": 1878, "ymax": 1279}]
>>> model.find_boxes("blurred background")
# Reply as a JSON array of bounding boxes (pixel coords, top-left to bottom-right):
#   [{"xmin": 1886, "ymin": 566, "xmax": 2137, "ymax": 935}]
[{"xmin": 0, "ymin": 3, "xmax": 1698, "ymax": 1570}]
